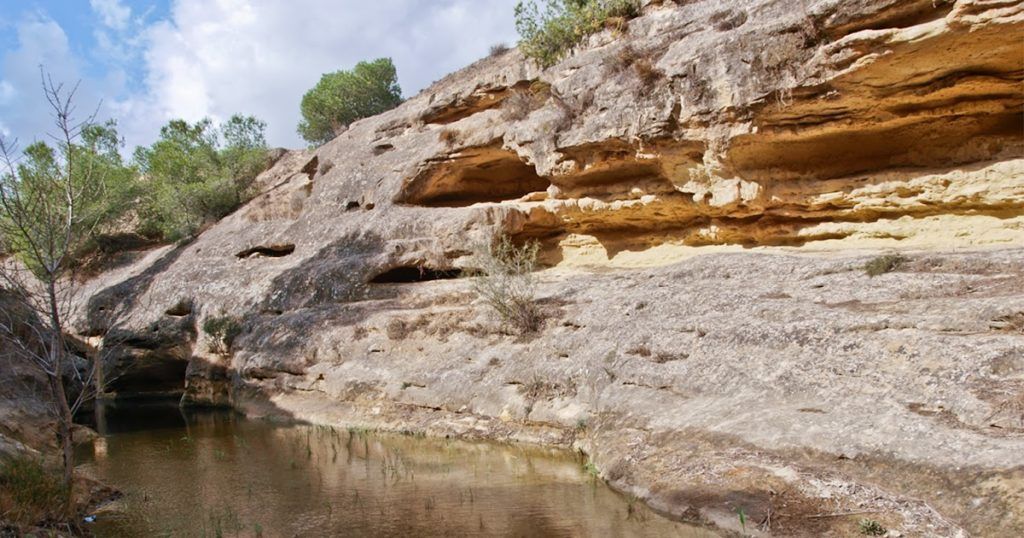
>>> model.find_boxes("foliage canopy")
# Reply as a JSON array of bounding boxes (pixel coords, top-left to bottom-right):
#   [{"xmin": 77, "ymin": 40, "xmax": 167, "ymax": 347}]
[
  {"xmin": 134, "ymin": 115, "xmax": 268, "ymax": 240},
  {"xmin": 297, "ymin": 58, "xmax": 403, "ymax": 146}
]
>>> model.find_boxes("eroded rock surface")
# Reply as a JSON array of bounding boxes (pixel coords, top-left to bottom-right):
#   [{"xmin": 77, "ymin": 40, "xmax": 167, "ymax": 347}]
[{"xmin": 70, "ymin": 0, "xmax": 1023, "ymax": 535}]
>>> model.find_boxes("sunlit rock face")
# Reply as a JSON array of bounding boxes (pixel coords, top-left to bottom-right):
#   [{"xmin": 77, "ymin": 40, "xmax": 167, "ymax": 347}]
[{"xmin": 69, "ymin": 1, "xmax": 1024, "ymax": 536}]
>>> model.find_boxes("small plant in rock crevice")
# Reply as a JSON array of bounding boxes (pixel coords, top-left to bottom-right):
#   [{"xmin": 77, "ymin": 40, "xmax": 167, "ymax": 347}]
[
  {"xmin": 203, "ymin": 314, "xmax": 244, "ymax": 354},
  {"xmin": 858, "ymin": 518, "xmax": 887, "ymax": 536},
  {"xmin": 470, "ymin": 235, "xmax": 544, "ymax": 334},
  {"xmin": 501, "ymin": 80, "xmax": 553, "ymax": 121},
  {"xmin": 438, "ymin": 128, "xmax": 461, "ymax": 147},
  {"xmin": 489, "ymin": 43, "xmax": 511, "ymax": 57},
  {"xmin": 633, "ymin": 58, "xmax": 664, "ymax": 92},
  {"xmin": 864, "ymin": 254, "xmax": 908, "ymax": 277}
]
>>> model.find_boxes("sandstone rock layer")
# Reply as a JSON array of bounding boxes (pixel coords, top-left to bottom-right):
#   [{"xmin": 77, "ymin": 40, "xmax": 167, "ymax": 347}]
[{"xmin": 71, "ymin": 1, "xmax": 1023, "ymax": 536}]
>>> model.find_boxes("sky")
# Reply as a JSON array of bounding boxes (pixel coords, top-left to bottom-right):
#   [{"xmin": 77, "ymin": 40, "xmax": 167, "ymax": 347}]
[{"xmin": 0, "ymin": 0, "xmax": 519, "ymax": 151}]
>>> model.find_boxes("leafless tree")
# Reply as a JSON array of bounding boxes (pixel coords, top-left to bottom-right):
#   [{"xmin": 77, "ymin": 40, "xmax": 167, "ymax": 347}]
[{"xmin": 0, "ymin": 72, "xmax": 110, "ymax": 503}]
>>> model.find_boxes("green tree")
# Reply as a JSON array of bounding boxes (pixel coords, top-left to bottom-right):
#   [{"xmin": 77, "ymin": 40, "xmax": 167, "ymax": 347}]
[
  {"xmin": 297, "ymin": 58, "xmax": 403, "ymax": 145},
  {"xmin": 73, "ymin": 121, "xmax": 140, "ymax": 243},
  {"xmin": 134, "ymin": 115, "xmax": 268, "ymax": 240}
]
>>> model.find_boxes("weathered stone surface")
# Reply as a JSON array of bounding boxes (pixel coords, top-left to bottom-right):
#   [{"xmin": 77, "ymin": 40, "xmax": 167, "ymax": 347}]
[{"xmin": 66, "ymin": 0, "xmax": 1023, "ymax": 535}]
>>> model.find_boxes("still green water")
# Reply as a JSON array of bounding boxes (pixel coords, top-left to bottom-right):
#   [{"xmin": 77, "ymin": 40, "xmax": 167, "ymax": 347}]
[{"xmin": 77, "ymin": 401, "xmax": 713, "ymax": 537}]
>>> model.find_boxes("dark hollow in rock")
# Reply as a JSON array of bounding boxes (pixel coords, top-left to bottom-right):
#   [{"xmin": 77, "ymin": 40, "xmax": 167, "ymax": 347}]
[
  {"xmin": 106, "ymin": 355, "xmax": 189, "ymax": 398},
  {"xmin": 370, "ymin": 266, "xmax": 464, "ymax": 284},
  {"xmin": 236, "ymin": 244, "xmax": 296, "ymax": 259},
  {"xmin": 395, "ymin": 145, "xmax": 550, "ymax": 207},
  {"xmin": 164, "ymin": 300, "xmax": 193, "ymax": 317}
]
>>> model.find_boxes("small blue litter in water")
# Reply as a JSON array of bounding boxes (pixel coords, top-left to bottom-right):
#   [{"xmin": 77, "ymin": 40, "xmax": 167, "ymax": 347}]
[{"xmin": 84, "ymin": 515, "xmax": 97, "ymax": 523}]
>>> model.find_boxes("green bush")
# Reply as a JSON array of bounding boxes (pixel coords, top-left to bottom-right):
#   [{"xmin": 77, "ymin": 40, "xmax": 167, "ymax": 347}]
[
  {"xmin": 514, "ymin": 0, "xmax": 641, "ymax": 67},
  {"xmin": 134, "ymin": 115, "xmax": 268, "ymax": 241},
  {"xmin": 297, "ymin": 58, "xmax": 403, "ymax": 146},
  {"xmin": 858, "ymin": 518, "xmax": 887, "ymax": 536},
  {"xmin": 202, "ymin": 314, "xmax": 244, "ymax": 354},
  {"xmin": 0, "ymin": 456, "xmax": 69, "ymax": 529}
]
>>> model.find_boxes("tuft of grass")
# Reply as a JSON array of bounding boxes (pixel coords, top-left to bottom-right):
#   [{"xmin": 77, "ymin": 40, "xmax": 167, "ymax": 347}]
[
  {"xmin": 489, "ymin": 43, "xmax": 511, "ymax": 57},
  {"xmin": 438, "ymin": 128, "xmax": 461, "ymax": 147},
  {"xmin": 864, "ymin": 254, "xmax": 908, "ymax": 277},
  {"xmin": 633, "ymin": 58, "xmax": 663, "ymax": 92},
  {"xmin": 583, "ymin": 460, "xmax": 599, "ymax": 478},
  {"xmin": 858, "ymin": 518, "xmax": 887, "ymax": 536},
  {"xmin": 385, "ymin": 318, "xmax": 411, "ymax": 340},
  {"xmin": 0, "ymin": 456, "xmax": 70, "ymax": 530},
  {"xmin": 613, "ymin": 44, "xmax": 641, "ymax": 70},
  {"xmin": 626, "ymin": 344, "xmax": 651, "ymax": 357}
]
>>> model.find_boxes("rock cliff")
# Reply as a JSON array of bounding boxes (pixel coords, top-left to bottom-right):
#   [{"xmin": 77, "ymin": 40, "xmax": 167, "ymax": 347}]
[{"xmin": 70, "ymin": 0, "xmax": 1023, "ymax": 535}]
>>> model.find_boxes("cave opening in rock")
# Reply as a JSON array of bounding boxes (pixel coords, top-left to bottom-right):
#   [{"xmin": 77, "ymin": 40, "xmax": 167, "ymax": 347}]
[
  {"xmin": 105, "ymin": 356, "xmax": 189, "ymax": 399},
  {"xmin": 395, "ymin": 146, "xmax": 550, "ymax": 207},
  {"xmin": 236, "ymin": 244, "xmax": 296, "ymax": 259},
  {"xmin": 370, "ymin": 266, "xmax": 464, "ymax": 284}
]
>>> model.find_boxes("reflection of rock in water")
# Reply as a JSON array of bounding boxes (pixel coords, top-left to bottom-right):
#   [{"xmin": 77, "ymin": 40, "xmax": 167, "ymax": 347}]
[{"xmin": 82, "ymin": 415, "xmax": 711, "ymax": 537}]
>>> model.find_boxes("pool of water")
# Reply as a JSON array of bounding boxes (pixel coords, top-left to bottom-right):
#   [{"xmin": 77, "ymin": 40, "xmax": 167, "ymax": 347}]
[{"xmin": 77, "ymin": 400, "xmax": 714, "ymax": 537}]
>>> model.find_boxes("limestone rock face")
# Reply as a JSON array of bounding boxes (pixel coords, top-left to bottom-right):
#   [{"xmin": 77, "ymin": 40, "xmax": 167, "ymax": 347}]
[{"xmin": 71, "ymin": 1, "xmax": 1022, "ymax": 536}]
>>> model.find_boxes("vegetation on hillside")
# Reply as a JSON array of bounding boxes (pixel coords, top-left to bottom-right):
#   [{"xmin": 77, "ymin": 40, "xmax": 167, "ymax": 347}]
[
  {"xmin": 3, "ymin": 115, "xmax": 268, "ymax": 256},
  {"xmin": 1, "ymin": 120, "xmax": 138, "ymax": 272},
  {"xmin": 134, "ymin": 115, "xmax": 269, "ymax": 241},
  {"xmin": 514, "ymin": 0, "xmax": 641, "ymax": 67},
  {"xmin": 0, "ymin": 456, "xmax": 69, "ymax": 531},
  {"xmin": 297, "ymin": 58, "xmax": 403, "ymax": 146}
]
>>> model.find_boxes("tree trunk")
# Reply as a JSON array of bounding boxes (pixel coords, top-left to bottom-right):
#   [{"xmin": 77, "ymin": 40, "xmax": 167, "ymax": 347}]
[{"xmin": 46, "ymin": 280, "xmax": 75, "ymax": 509}]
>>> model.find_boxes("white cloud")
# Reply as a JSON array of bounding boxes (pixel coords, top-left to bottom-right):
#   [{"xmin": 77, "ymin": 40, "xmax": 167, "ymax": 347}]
[
  {"xmin": 90, "ymin": 0, "xmax": 131, "ymax": 30},
  {"xmin": 0, "ymin": 121, "xmax": 10, "ymax": 139},
  {"xmin": 0, "ymin": 80, "xmax": 14, "ymax": 105},
  {"xmin": 1, "ymin": 1, "xmax": 520, "ymax": 150},
  {"xmin": 0, "ymin": 14, "xmax": 93, "ymax": 145},
  {"xmin": 123, "ymin": 0, "xmax": 520, "ymax": 148}
]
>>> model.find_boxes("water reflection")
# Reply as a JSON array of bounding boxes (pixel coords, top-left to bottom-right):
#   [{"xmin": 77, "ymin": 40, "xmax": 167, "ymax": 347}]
[{"xmin": 79, "ymin": 402, "xmax": 715, "ymax": 537}]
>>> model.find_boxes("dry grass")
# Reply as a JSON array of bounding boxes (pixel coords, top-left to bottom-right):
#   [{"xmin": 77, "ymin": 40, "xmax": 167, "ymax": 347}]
[
  {"xmin": 614, "ymin": 44, "xmax": 641, "ymax": 70},
  {"xmin": 0, "ymin": 456, "xmax": 69, "ymax": 531},
  {"xmin": 438, "ymin": 128, "xmax": 461, "ymax": 147},
  {"xmin": 652, "ymin": 351, "xmax": 687, "ymax": 364},
  {"xmin": 633, "ymin": 58, "xmax": 664, "ymax": 92},
  {"xmin": 864, "ymin": 254, "xmax": 907, "ymax": 277},
  {"xmin": 470, "ymin": 236, "xmax": 545, "ymax": 334},
  {"xmin": 627, "ymin": 344, "xmax": 652, "ymax": 357},
  {"xmin": 489, "ymin": 43, "xmax": 511, "ymax": 57},
  {"xmin": 991, "ymin": 312, "xmax": 1024, "ymax": 334},
  {"xmin": 501, "ymin": 81, "xmax": 551, "ymax": 121},
  {"xmin": 385, "ymin": 318, "xmax": 412, "ymax": 340}
]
